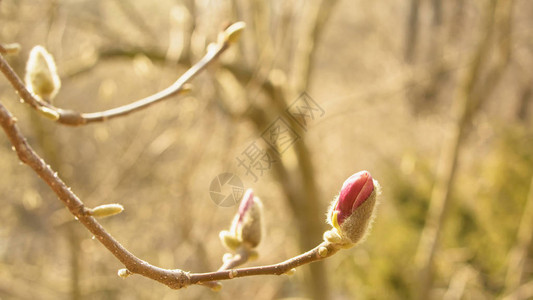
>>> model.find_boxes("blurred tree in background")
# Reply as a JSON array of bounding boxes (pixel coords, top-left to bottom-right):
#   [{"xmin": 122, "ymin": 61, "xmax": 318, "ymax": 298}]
[{"xmin": 0, "ymin": 0, "xmax": 532, "ymax": 299}]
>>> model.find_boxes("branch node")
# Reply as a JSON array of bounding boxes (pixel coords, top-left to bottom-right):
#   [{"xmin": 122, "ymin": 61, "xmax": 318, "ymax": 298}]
[
  {"xmin": 8, "ymin": 116, "xmax": 17, "ymax": 126},
  {"xmin": 77, "ymin": 204, "xmax": 89, "ymax": 216},
  {"xmin": 168, "ymin": 270, "xmax": 191, "ymax": 290}
]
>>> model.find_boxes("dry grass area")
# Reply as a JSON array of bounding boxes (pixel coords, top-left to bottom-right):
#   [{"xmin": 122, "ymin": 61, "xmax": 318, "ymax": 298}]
[{"xmin": 1, "ymin": 0, "xmax": 532, "ymax": 299}]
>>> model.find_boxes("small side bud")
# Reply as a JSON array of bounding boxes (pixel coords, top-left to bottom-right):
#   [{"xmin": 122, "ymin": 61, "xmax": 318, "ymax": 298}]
[
  {"xmin": 1, "ymin": 43, "xmax": 21, "ymax": 55},
  {"xmin": 222, "ymin": 253, "xmax": 234, "ymax": 263},
  {"xmin": 25, "ymin": 45, "xmax": 61, "ymax": 103},
  {"xmin": 89, "ymin": 204, "xmax": 124, "ymax": 218},
  {"xmin": 223, "ymin": 22, "xmax": 246, "ymax": 44},
  {"xmin": 326, "ymin": 171, "xmax": 381, "ymax": 246},
  {"xmin": 39, "ymin": 106, "xmax": 60, "ymax": 121},
  {"xmin": 318, "ymin": 246, "xmax": 328, "ymax": 258},
  {"xmin": 228, "ymin": 269, "xmax": 237, "ymax": 279},
  {"xmin": 210, "ymin": 282, "xmax": 223, "ymax": 291},
  {"xmin": 117, "ymin": 268, "xmax": 132, "ymax": 279},
  {"xmin": 285, "ymin": 268, "xmax": 296, "ymax": 276},
  {"xmin": 323, "ymin": 230, "xmax": 343, "ymax": 244},
  {"xmin": 179, "ymin": 83, "xmax": 193, "ymax": 94}
]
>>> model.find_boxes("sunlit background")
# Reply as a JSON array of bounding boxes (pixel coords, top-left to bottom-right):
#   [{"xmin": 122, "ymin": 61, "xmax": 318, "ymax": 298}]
[{"xmin": 1, "ymin": 0, "xmax": 532, "ymax": 299}]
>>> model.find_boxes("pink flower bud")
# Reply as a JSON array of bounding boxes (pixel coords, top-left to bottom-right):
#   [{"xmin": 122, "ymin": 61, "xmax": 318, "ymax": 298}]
[
  {"xmin": 220, "ymin": 189, "xmax": 263, "ymax": 250},
  {"xmin": 237, "ymin": 189, "xmax": 255, "ymax": 225},
  {"xmin": 327, "ymin": 171, "xmax": 380, "ymax": 245}
]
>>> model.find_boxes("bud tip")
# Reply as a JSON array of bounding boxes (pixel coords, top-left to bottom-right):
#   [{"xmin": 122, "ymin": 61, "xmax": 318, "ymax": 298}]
[{"xmin": 223, "ymin": 22, "xmax": 246, "ymax": 44}]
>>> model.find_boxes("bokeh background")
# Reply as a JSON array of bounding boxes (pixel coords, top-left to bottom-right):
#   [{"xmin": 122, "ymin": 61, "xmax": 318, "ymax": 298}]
[{"xmin": 1, "ymin": 0, "xmax": 533, "ymax": 299}]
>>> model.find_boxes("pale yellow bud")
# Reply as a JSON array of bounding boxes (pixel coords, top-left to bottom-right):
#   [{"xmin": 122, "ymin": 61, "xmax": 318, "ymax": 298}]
[
  {"xmin": 90, "ymin": 204, "xmax": 124, "ymax": 218},
  {"xmin": 25, "ymin": 45, "xmax": 61, "ymax": 102},
  {"xmin": 117, "ymin": 268, "xmax": 132, "ymax": 278},
  {"xmin": 219, "ymin": 230, "xmax": 242, "ymax": 251},
  {"xmin": 39, "ymin": 106, "xmax": 60, "ymax": 121},
  {"xmin": 285, "ymin": 268, "xmax": 296, "ymax": 276},
  {"xmin": 2, "ymin": 43, "xmax": 21, "ymax": 55},
  {"xmin": 318, "ymin": 246, "xmax": 328, "ymax": 258},
  {"xmin": 210, "ymin": 282, "xmax": 223, "ymax": 291},
  {"xmin": 223, "ymin": 22, "xmax": 245, "ymax": 44}
]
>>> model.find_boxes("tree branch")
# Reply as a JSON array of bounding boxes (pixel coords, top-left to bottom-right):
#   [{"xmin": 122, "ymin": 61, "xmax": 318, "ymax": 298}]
[
  {"xmin": 0, "ymin": 21, "xmax": 355, "ymax": 290},
  {"xmin": 189, "ymin": 242, "xmax": 339, "ymax": 284},
  {"xmin": 0, "ymin": 104, "xmax": 346, "ymax": 288},
  {"xmin": 0, "ymin": 101, "xmax": 192, "ymax": 288},
  {"xmin": 0, "ymin": 28, "xmax": 233, "ymax": 126},
  {"xmin": 0, "ymin": 84, "xmax": 346, "ymax": 289}
]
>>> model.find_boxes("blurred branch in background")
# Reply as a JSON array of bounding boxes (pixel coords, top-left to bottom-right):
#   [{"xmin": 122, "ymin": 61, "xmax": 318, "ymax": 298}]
[
  {"xmin": 0, "ymin": 87, "xmax": 374, "ymax": 290},
  {"xmin": 404, "ymin": 0, "xmax": 420, "ymax": 62},
  {"xmin": 0, "ymin": 22, "xmax": 247, "ymax": 290},
  {"xmin": 415, "ymin": 0, "xmax": 514, "ymax": 298},
  {"xmin": 0, "ymin": 26, "xmax": 236, "ymax": 125},
  {"xmin": 213, "ymin": 1, "xmax": 339, "ymax": 298},
  {"xmin": 504, "ymin": 176, "xmax": 533, "ymax": 300},
  {"xmin": 2, "ymin": 0, "xmax": 533, "ymax": 298}
]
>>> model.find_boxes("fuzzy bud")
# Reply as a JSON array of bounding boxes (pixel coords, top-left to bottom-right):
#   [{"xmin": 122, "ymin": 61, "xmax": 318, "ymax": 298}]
[
  {"xmin": 25, "ymin": 45, "xmax": 61, "ymax": 103},
  {"xmin": 326, "ymin": 171, "xmax": 381, "ymax": 246},
  {"xmin": 219, "ymin": 189, "xmax": 263, "ymax": 250},
  {"xmin": 89, "ymin": 204, "xmax": 124, "ymax": 218}
]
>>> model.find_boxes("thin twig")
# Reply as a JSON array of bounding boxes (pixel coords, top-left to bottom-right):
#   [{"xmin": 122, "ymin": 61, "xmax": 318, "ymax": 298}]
[
  {"xmin": 0, "ymin": 105, "xmax": 346, "ymax": 288},
  {"xmin": 0, "ymin": 32, "xmax": 231, "ymax": 126},
  {"xmin": 504, "ymin": 176, "xmax": 533, "ymax": 299},
  {"xmin": 201, "ymin": 246, "xmax": 252, "ymax": 289},
  {"xmin": 189, "ymin": 242, "xmax": 339, "ymax": 284},
  {"xmin": 0, "ymin": 102, "xmax": 190, "ymax": 289},
  {"xmin": 414, "ymin": 1, "xmax": 513, "ymax": 298}
]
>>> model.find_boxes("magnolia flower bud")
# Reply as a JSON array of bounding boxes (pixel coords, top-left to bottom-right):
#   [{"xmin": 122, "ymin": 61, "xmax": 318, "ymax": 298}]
[
  {"xmin": 219, "ymin": 189, "xmax": 263, "ymax": 250},
  {"xmin": 326, "ymin": 171, "xmax": 381, "ymax": 246},
  {"xmin": 25, "ymin": 45, "xmax": 61, "ymax": 103}
]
